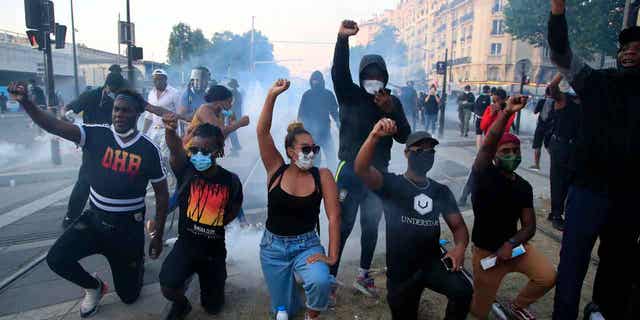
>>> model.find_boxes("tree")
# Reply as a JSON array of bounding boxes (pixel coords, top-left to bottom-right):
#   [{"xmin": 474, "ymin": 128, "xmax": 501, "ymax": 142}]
[
  {"xmin": 504, "ymin": 0, "xmax": 624, "ymax": 62},
  {"xmin": 349, "ymin": 25, "xmax": 408, "ymax": 83},
  {"xmin": 167, "ymin": 23, "xmax": 211, "ymax": 66}
]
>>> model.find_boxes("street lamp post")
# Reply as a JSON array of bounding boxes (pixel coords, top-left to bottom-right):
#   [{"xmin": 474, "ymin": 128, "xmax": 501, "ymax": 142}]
[
  {"xmin": 126, "ymin": 0, "xmax": 134, "ymax": 86},
  {"xmin": 70, "ymin": 0, "xmax": 79, "ymax": 98},
  {"xmin": 438, "ymin": 48, "xmax": 448, "ymax": 139}
]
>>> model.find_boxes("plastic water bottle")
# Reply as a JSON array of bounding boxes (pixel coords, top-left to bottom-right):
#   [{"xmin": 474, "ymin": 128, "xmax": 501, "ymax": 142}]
[{"xmin": 275, "ymin": 306, "xmax": 288, "ymax": 320}]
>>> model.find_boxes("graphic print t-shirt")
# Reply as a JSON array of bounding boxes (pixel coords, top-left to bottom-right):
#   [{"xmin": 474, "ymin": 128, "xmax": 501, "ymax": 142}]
[
  {"xmin": 78, "ymin": 124, "xmax": 166, "ymax": 214},
  {"xmin": 374, "ymin": 173, "xmax": 459, "ymax": 281},
  {"xmin": 177, "ymin": 165, "xmax": 242, "ymax": 246}
]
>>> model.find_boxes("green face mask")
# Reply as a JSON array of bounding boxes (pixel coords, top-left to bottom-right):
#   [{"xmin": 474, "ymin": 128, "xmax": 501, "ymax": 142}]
[{"xmin": 496, "ymin": 154, "xmax": 522, "ymax": 172}]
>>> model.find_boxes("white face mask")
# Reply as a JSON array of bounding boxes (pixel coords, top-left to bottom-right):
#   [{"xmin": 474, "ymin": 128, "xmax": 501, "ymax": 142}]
[
  {"xmin": 363, "ymin": 80, "xmax": 385, "ymax": 95},
  {"xmin": 295, "ymin": 151, "xmax": 315, "ymax": 170}
]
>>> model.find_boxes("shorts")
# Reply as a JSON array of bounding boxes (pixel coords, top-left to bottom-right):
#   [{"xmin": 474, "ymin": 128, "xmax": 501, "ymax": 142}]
[
  {"xmin": 475, "ymin": 117, "xmax": 483, "ymax": 135},
  {"xmin": 533, "ymin": 126, "xmax": 545, "ymax": 149},
  {"xmin": 159, "ymin": 238, "xmax": 227, "ymax": 310}
]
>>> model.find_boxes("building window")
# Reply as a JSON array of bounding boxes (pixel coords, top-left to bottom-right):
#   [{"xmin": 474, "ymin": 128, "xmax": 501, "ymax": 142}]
[
  {"xmin": 488, "ymin": 67, "xmax": 500, "ymax": 81},
  {"xmin": 490, "ymin": 43, "xmax": 502, "ymax": 56},
  {"xmin": 491, "ymin": 20, "xmax": 505, "ymax": 35},
  {"xmin": 493, "ymin": 0, "xmax": 504, "ymax": 14}
]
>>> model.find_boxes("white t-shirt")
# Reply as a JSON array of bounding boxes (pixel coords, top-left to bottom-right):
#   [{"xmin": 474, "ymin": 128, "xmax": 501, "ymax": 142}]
[{"xmin": 145, "ymin": 86, "xmax": 181, "ymax": 129}]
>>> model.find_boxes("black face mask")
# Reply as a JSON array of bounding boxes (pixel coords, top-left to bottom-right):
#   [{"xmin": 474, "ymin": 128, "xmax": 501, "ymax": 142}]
[{"xmin": 408, "ymin": 149, "xmax": 435, "ymax": 176}]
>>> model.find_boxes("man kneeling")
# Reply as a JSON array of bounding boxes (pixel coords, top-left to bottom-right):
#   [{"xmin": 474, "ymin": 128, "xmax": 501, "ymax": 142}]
[
  {"xmin": 354, "ymin": 120, "xmax": 473, "ymax": 320},
  {"xmin": 158, "ymin": 115, "xmax": 243, "ymax": 320}
]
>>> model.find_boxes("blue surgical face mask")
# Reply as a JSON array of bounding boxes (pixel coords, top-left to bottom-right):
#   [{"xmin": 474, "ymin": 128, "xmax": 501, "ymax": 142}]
[
  {"xmin": 190, "ymin": 152, "xmax": 213, "ymax": 172},
  {"xmin": 221, "ymin": 109, "xmax": 233, "ymax": 118}
]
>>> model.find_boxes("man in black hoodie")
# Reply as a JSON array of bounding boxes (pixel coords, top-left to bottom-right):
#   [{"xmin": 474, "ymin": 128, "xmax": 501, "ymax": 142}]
[
  {"xmin": 549, "ymin": 1, "xmax": 640, "ymax": 319},
  {"xmin": 329, "ymin": 20, "xmax": 411, "ymax": 299},
  {"xmin": 298, "ymin": 71, "xmax": 340, "ymax": 169}
]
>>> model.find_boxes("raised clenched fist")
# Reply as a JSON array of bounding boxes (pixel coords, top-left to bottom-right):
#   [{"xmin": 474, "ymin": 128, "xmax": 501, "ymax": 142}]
[{"xmin": 339, "ymin": 20, "xmax": 359, "ymax": 38}]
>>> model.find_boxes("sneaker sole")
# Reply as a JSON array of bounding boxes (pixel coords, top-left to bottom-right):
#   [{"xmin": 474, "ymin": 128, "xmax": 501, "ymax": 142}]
[
  {"xmin": 353, "ymin": 281, "xmax": 377, "ymax": 298},
  {"xmin": 80, "ymin": 282, "xmax": 108, "ymax": 318}
]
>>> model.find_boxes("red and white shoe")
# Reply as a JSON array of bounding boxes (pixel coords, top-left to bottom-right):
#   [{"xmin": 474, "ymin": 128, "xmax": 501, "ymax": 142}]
[{"xmin": 509, "ymin": 302, "xmax": 537, "ymax": 320}]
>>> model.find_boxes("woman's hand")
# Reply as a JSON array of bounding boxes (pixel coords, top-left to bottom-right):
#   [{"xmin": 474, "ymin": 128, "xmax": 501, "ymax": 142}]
[
  {"xmin": 268, "ymin": 79, "xmax": 291, "ymax": 97},
  {"xmin": 307, "ymin": 253, "xmax": 337, "ymax": 266}
]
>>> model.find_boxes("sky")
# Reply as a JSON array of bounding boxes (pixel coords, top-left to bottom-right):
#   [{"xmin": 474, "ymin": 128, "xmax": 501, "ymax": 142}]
[{"xmin": 2, "ymin": 0, "xmax": 398, "ymax": 77}]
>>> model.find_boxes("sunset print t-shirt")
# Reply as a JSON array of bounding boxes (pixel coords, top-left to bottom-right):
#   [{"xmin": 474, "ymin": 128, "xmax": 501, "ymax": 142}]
[{"xmin": 177, "ymin": 165, "xmax": 242, "ymax": 245}]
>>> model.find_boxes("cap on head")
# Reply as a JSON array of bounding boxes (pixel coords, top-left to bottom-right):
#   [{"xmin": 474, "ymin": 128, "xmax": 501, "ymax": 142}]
[
  {"xmin": 619, "ymin": 26, "xmax": 640, "ymax": 47},
  {"xmin": 152, "ymin": 69, "xmax": 168, "ymax": 77},
  {"xmin": 105, "ymin": 73, "xmax": 126, "ymax": 91},
  {"xmin": 482, "ymin": 85, "xmax": 490, "ymax": 93},
  {"xmin": 406, "ymin": 131, "xmax": 439, "ymax": 149},
  {"xmin": 108, "ymin": 64, "xmax": 122, "ymax": 74},
  {"xmin": 464, "ymin": 85, "xmax": 471, "ymax": 91},
  {"xmin": 498, "ymin": 133, "xmax": 520, "ymax": 147}
]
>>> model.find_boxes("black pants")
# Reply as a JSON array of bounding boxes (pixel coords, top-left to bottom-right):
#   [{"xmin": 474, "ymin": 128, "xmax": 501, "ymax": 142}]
[
  {"xmin": 330, "ymin": 162, "xmax": 383, "ymax": 276},
  {"xmin": 66, "ymin": 153, "xmax": 90, "ymax": 220},
  {"xmin": 592, "ymin": 209, "xmax": 639, "ymax": 320},
  {"xmin": 387, "ymin": 258, "xmax": 473, "ymax": 320},
  {"xmin": 549, "ymin": 140, "xmax": 573, "ymax": 219},
  {"xmin": 159, "ymin": 238, "xmax": 227, "ymax": 312},
  {"xmin": 46, "ymin": 210, "xmax": 144, "ymax": 304},
  {"xmin": 459, "ymin": 170, "xmax": 474, "ymax": 203}
]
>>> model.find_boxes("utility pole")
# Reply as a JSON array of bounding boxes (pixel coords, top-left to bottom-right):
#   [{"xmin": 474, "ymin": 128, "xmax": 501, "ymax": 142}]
[
  {"xmin": 438, "ymin": 48, "xmax": 448, "ymax": 139},
  {"xmin": 44, "ymin": 25, "xmax": 61, "ymax": 165},
  {"xmin": 117, "ymin": 13, "xmax": 121, "ymax": 66},
  {"xmin": 126, "ymin": 0, "xmax": 134, "ymax": 86},
  {"xmin": 515, "ymin": 68, "xmax": 526, "ymax": 135},
  {"xmin": 250, "ymin": 16, "xmax": 255, "ymax": 73},
  {"xmin": 70, "ymin": 0, "xmax": 79, "ymax": 98}
]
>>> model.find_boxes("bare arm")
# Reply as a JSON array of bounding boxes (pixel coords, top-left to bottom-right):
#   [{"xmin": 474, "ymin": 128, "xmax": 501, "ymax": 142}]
[
  {"xmin": 149, "ymin": 179, "xmax": 169, "ymax": 259},
  {"xmin": 354, "ymin": 119, "xmax": 397, "ymax": 191},
  {"xmin": 162, "ymin": 113, "xmax": 188, "ymax": 174},
  {"xmin": 8, "ymin": 82, "xmax": 81, "ymax": 144},
  {"xmin": 257, "ymin": 80, "xmax": 288, "ymax": 178},
  {"xmin": 320, "ymin": 168, "xmax": 340, "ymax": 265},
  {"xmin": 443, "ymin": 212, "xmax": 470, "ymax": 270},
  {"xmin": 473, "ymin": 96, "xmax": 527, "ymax": 172},
  {"xmin": 146, "ymin": 103, "xmax": 190, "ymax": 122}
]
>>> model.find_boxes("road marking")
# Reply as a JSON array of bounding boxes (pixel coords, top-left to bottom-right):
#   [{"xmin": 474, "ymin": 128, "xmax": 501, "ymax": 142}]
[{"xmin": 0, "ymin": 185, "xmax": 73, "ymax": 229}]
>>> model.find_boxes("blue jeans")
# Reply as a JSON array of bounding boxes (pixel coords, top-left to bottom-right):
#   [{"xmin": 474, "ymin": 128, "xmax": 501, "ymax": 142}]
[
  {"xmin": 330, "ymin": 161, "xmax": 383, "ymax": 277},
  {"xmin": 425, "ymin": 113, "xmax": 438, "ymax": 134},
  {"xmin": 260, "ymin": 230, "xmax": 335, "ymax": 315},
  {"xmin": 552, "ymin": 186, "xmax": 609, "ymax": 320}
]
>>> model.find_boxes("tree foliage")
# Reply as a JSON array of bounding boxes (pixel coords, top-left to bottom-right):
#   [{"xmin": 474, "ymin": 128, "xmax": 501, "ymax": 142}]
[
  {"xmin": 167, "ymin": 23, "xmax": 288, "ymax": 81},
  {"xmin": 504, "ymin": 0, "xmax": 624, "ymax": 60},
  {"xmin": 167, "ymin": 23, "xmax": 211, "ymax": 65}
]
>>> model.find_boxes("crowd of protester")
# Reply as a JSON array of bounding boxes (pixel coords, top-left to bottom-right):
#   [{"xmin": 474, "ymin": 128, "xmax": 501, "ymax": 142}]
[{"xmin": 5, "ymin": 1, "xmax": 639, "ymax": 319}]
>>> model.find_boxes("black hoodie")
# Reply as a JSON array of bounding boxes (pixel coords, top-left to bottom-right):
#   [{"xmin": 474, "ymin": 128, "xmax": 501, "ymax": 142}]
[
  {"xmin": 297, "ymin": 71, "xmax": 340, "ymax": 141},
  {"xmin": 548, "ymin": 13, "xmax": 640, "ymax": 198},
  {"xmin": 331, "ymin": 36, "xmax": 411, "ymax": 170}
]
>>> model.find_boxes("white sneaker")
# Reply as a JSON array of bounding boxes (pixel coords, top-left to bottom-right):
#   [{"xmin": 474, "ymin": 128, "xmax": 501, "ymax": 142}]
[{"xmin": 80, "ymin": 275, "xmax": 108, "ymax": 318}]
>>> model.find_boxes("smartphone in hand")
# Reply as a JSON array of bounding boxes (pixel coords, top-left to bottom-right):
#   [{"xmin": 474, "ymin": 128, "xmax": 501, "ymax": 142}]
[{"xmin": 441, "ymin": 256, "xmax": 454, "ymax": 271}]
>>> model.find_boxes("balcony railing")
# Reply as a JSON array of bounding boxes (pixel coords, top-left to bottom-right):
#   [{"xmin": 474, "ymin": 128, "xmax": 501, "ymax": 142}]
[{"xmin": 460, "ymin": 13, "xmax": 474, "ymax": 23}]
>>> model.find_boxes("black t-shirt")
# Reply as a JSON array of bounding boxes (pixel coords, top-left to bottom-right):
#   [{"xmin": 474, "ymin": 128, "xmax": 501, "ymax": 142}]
[
  {"xmin": 550, "ymin": 97, "xmax": 580, "ymax": 141},
  {"xmin": 474, "ymin": 94, "xmax": 492, "ymax": 117},
  {"xmin": 67, "ymin": 87, "xmax": 114, "ymax": 125},
  {"xmin": 79, "ymin": 125, "xmax": 166, "ymax": 214},
  {"xmin": 471, "ymin": 164, "xmax": 533, "ymax": 252},
  {"xmin": 177, "ymin": 164, "xmax": 242, "ymax": 248},
  {"xmin": 375, "ymin": 173, "xmax": 459, "ymax": 281},
  {"xmin": 425, "ymin": 94, "xmax": 440, "ymax": 114}
]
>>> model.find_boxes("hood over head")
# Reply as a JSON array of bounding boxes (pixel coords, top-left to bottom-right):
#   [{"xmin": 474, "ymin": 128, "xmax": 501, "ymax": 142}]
[
  {"xmin": 309, "ymin": 71, "xmax": 325, "ymax": 89},
  {"xmin": 358, "ymin": 54, "xmax": 389, "ymax": 88}
]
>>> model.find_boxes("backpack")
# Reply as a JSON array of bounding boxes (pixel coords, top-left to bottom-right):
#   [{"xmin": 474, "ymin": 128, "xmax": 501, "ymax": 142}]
[
  {"xmin": 474, "ymin": 95, "xmax": 492, "ymax": 117},
  {"xmin": 268, "ymin": 164, "xmax": 323, "ymax": 234}
]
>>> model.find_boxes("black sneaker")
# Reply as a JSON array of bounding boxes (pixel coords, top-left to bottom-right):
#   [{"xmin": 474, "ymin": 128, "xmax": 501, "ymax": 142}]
[{"xmin": 165, "ymin": 300, "xmax": 192, "ymax": 320}]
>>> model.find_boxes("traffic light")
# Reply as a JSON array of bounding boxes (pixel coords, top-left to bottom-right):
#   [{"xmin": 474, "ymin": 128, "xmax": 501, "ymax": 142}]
[
  {"xmin": 26, "ymin": 30, "xmax": 43, "ymax": 50},
  {"xmin": 128, "ymin": 46, "xmax": 143, "ymax": 61},
  {"xmin": 54, "ymin": 24, "xmax": 66, "ymax": 49},
  {"xmin": 24, "ymin": 0, "xmax": 44, "ymax": 30}
]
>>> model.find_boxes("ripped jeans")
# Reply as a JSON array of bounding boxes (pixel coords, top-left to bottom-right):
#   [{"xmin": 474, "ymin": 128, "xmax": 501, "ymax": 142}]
[{"xmin": 260, "ymin": 230, "xmax": 335, "ymax": 316}]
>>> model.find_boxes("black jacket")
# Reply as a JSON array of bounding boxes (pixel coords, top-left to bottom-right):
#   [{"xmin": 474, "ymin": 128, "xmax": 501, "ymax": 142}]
[
  {"xmin": 331, "ymin": 37, "xmax": 410, "ymax": 170},
  {"xmin": 67, "ymin": 87, "xmax": 114, "ymax": 125},
  {"xmin": 298, "ymin": 71, "xmax": 340, "ymax": 141},
  {"xmin": 548, "ymin": 13, "xmax": 640, "ymax": 196}
]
